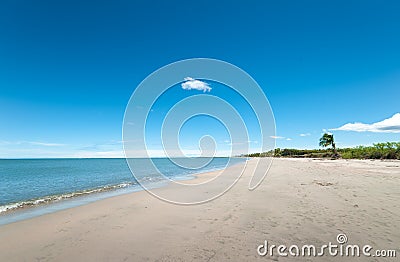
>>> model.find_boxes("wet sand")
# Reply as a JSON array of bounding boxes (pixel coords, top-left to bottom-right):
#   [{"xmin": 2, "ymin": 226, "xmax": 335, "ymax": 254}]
[{"xmin": 0, "ymin": 158, "xmax": 399, "ymax": 261}]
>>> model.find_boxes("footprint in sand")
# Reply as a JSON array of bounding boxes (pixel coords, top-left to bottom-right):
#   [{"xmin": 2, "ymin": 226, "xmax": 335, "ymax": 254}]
[{"xmin": 314, "ymin": 181, "xmax": 334, "ymax": 187}]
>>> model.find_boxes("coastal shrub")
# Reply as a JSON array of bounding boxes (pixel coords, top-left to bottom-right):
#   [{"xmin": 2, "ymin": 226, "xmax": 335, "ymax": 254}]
[{"xmin": 244, "ymin": 141, "xmax": 400, "ymax": 160}]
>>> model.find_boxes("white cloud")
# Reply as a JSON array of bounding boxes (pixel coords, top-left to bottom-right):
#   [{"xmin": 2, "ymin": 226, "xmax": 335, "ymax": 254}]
[
  {"xmin": 0, "ymin": 141, "xmax": 65, "ymax": 147},
  {"xmin": 270, "ymin": 136, "xmax": 285, "ymax": 139},
  {"xmin": 28, "ymin": 141, "xmax": 65, "ymax": 147},
  {"xmin": 286, "ymin": 138, "xmax": 292, "ymax": 141},
  {"xmin": 299, "ymin": 133, "xmax": 311, "ymax": 137},
  {"xmin": 181, "ymin": 77, "xmax": 211, "ymax": 92},
  {"xmin": 74, "ymin": 150, "xmax": 124, "ymax": 158},
  {"xmin": 331, "ymin": 113, "xmax": 400, "ymax": 133},
  {"xmin": 223, "ymin": 140, "xmax": 258, "ymax": 145}
]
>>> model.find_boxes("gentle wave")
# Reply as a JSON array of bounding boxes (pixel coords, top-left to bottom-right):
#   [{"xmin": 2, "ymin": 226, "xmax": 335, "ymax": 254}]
[
  {"xmin": 0, "ymin": 182, "xmax": 136, "ymax": 214},
  {"xmin": 0, "ymin": 158, "xmax": 246, "ymax": 216}
]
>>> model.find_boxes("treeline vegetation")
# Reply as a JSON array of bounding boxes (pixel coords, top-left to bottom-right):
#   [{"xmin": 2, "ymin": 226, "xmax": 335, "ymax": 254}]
[{"xmin": 244, "ymin": 142, "xmax": 400, "ymax": 160}]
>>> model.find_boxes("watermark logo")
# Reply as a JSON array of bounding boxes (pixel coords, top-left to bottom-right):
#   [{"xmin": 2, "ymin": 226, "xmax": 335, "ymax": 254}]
[
  {"xmin": 257, "ymin": 233, "xmax": 397, "ymax": 258},
  {"xmin": 336, "ymin": 233, "xmax": 348, "ymax": 244},
  {"xmin": 122, "ymin": 58, "xmax": 275, "ymax": 204}
]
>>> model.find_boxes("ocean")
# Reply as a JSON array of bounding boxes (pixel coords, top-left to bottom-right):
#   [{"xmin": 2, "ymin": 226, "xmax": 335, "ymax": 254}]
[{"xmin": 0, "ymin": 157, "xmax": 245, "ymax": 218}]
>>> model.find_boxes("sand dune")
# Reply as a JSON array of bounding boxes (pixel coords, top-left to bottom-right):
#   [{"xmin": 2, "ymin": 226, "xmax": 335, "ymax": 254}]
[{"xmin": 0, "ymin": 158, "xmax": 399, "ymax": 261}]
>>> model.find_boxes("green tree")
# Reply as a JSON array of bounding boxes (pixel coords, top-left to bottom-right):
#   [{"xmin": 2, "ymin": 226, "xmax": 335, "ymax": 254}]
[{"xmin": 319, "ymin": 133, "xmax": 338, "ymax": 157}]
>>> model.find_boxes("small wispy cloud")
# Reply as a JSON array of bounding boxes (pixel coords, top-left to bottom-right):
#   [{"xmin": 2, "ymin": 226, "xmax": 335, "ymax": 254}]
[
  {"xmin": 286, "ymin": 138, "xmax": 292, "ymax": 141},
  {"xmin": 299, "ymin": 133, "xmax": 311, "ymax": 137},
  {"xmin": 74, "ymin": 150, "xmax": 124, "ymax": 158},
  {"xmin": 0, "ymin": 141, "xmax": 65, "ymax": 147},
  {"xmin": 331, "ymin": 113, "xmax": 400, "ymax": 133},
  {"xmin": 270, "ymin": 136, "xmax": 285, "ymax": 139},
  {"xmin": 28, "ymin": 141, "xmax": 65, "ymax": 147},
  {"xmin": 223, "ymin": 140, "xmax": 258, "ymax": 144},
  {"xmin": 181, "ymin": 77, "xmax": 211, "ymax": 92}
]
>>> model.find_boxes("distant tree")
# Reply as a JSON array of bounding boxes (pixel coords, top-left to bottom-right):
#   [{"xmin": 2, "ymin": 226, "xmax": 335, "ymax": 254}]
[{"xmin": 319, "ymin": 133, "xmax": 338, "ymax": 157}]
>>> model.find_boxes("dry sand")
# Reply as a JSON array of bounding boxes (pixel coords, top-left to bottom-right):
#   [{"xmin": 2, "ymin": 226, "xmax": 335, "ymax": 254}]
[{"xmin": 0, "ymin": 158, "xmax": 399, "ymax": 261}]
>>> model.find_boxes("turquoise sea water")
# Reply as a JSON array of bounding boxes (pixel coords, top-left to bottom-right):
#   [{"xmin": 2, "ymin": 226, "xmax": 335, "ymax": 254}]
[{"xmin": 0, "ymin": 158, "xmax": 245, "ymax": 215}]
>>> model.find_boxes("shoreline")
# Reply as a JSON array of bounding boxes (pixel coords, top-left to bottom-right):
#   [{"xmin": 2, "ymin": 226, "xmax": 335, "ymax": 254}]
[
  {"xmin": 2, "ymin": 157, "xmax": 399, "ymax": 224},
  {"xmin": 0, "ymin": 181, "xmax": 136, "ymax": 214},
  {"xmin": 0, "ymin": 158, "xmax": 398, "ymax": 261},
  {"xmin": 0, "ymin": 158, "xmax": 248, "ymax": 225}
]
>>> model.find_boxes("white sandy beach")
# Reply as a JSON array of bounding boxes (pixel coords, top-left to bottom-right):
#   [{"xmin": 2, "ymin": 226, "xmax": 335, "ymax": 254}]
[{"xmin": 0, "ymin": 158, "xmax": 399, "ymax": 261}]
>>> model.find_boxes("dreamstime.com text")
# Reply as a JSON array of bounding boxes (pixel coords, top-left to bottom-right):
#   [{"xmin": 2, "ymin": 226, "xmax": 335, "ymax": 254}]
[{"xmin": 257, "ymin": 234, "xmax": 396, "ymax": 258}]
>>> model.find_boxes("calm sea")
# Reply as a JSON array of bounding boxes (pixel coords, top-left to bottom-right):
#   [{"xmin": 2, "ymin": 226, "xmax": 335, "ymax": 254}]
[{"xmin": 0, "ymin": 158, "xmax": 245, "ymax": 215}]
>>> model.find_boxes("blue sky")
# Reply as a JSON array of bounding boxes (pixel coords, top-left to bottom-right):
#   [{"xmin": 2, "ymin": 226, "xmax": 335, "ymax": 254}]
[{"xmin": 1, "ymin": 0, "xmax": 399, "ymax": 158}]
